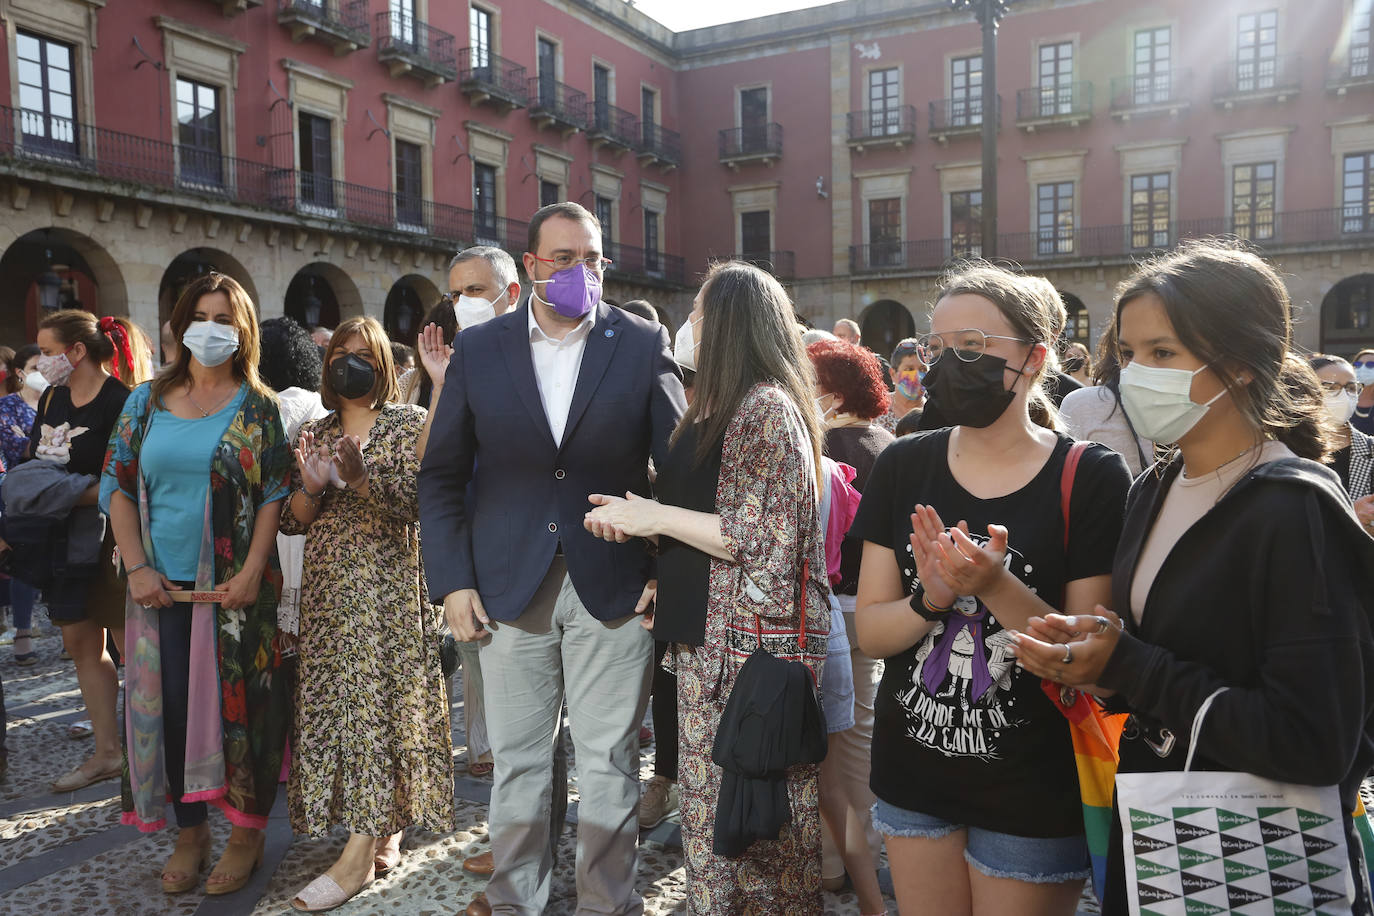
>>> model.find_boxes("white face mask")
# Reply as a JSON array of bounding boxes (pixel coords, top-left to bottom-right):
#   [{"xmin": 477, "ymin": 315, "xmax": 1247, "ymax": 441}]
[
  {"xmin": 182, "ymin": 321, "xmax": 240, "ymax": 368},
  {"xmin": 1355, "ymin": 366, "xmax": 1374, "ymax": 387},
  {"xmin": 815, "ymin": 394, "xmax": 836, "ymax": 423},
  {"xmin": 1118, "ymin": 361, "xmax": 1228, "ymax": 444},
  {"xmin": 1325, "ymin": 390, "xmax": 1359, "ymax": 426},
  {"xmin": 674, "ymin": 315, "xmax": 701, "ymax": 371},
  {"xmin": 454, "ymin": 292, "xmax": 503, "ymax": 330},
  {"xmin": 22, "ymin": 369, "xmax": 48, "ymax": 395}
]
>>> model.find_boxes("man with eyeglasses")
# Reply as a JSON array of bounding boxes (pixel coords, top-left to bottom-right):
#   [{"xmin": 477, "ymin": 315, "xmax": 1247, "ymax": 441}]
[{"xmin": 419, "ymin": 201, "xmax": 686, "ymax": 916}]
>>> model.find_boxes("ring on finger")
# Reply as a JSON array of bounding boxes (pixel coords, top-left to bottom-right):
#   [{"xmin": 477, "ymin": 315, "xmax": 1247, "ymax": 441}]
[
  {"xmin": 1062, "ymin": 644, "xmax": 1074, "ymax": 664},
  {"xmin": 1093, "ymin": 615, "xmax": 1112, "ymax": 634}
]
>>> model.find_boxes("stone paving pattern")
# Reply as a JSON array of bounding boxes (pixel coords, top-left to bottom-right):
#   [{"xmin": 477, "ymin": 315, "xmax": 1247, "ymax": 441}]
[{"xmin": 2, "ymin": 611, "xmax": 921, "ymax": 915}]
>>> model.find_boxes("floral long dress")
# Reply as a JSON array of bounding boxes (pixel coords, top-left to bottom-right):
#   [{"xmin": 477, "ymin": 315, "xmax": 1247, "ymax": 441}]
[
  {"xmin": 281, "ymin": 404, "xmax": 454, "ymax": 837},
  {"xmin": 673, "ymin": 383, "xmax": 830, "ymax": 915}
]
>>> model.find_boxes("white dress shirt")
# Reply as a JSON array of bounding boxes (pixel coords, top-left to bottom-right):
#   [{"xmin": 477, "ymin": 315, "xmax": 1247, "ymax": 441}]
[{"xmin": 528, "ymin": 301, "xmax": 595, "ymax": 444}]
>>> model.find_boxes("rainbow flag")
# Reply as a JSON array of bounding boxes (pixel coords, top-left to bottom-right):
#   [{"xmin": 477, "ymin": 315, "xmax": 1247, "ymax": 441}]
[{"xmin": 1042, "ymin": 681, "xmax": 1127, "ymax": 902}]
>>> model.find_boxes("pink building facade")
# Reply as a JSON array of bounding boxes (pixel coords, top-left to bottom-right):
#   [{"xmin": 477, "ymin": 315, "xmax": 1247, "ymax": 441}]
[{"xmin": 0, "ymin": 0, "xmax": 1371, "ymax": 358}]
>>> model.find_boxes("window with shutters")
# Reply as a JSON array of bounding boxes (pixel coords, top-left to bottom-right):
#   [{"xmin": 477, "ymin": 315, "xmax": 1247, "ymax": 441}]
[
  {"xmin": 1037, "ymin": 42, "xmax": 1074, "ymax": 116},
  {"xmin": 868, "ymin": 68, "xmax": 899, "ymax": 134},
  {"xmin": 474, "ymin": 162, "xmax": 498, "ymax": 238},
  {"xmin": 298, "ymin": 111, "xmax": 335, "ymax": 209},
  {"xmin": 1036, "ymin": 182, "xmax": 1075, "ymax": 255},
  {"xmin": 1132, "ymin": 27, "xmax": 1172, "ymax": 105},
  {"xmin": 537, "ymin": 37, "xmax": 557, "ymax": 107},
  {"xmin": 177, "ymin": 77, "xmax": 221, "ymax": 187},
  {"xmin": 595, "ymin": 194, "xmax": 614, "ymax": 248},
  {"xmin": 740, "ymin": 210, "xmax": 771, "ymax": 263},
  {"xmin": 540, "ymin": 179, "xmax": 560, "ymax": 208},
  {"xmin": 950, "ymin": 190, "xmax": 982, "ymax": 259},
  {"xmin": 641, "ymin": 86, "xmax": 658, "ymax": 147},
  {"xmin": 644, "ymin": 209, "xmax": 661, "ymax": 273},
  {"xmin": 1352, "ymin": 1, "xmax": 1371, "ymax": 78},
  {"xmin": 17, "ymin": 31, "xmax": 77, "ymax": 158},
  {"xmin": 739, "ymin": 87, "xmax": 768, "ymax": 152},
  {"xmin": 1236, "ymin": 10, "xmax": 1278, "ymax": 92},
  {"xmin": 869, "ymin": 198, "xmax": 902, "ymax": 266},
  {"xmin": 593, "ymin": 63, "xmax": 612, "ymax": 131},
  {"xmin": 470, "ymin": 6, "xmax": 492, "ymax": 67},
  {"xmin": 1344, "ymin": 152, "xmax": 1374, "ymax": 234},
  {"xmin": 950, "ymin": 55, "xmax": 983, "ymax": 127}
]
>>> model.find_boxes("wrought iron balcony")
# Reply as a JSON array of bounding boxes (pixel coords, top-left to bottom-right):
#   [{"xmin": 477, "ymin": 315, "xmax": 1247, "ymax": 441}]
[
  {"xmin": 1328, "ymin": 53, "xmax": 1374, "ymax": 94},
  {"xmin": 471, "ymin": 213, "xmax": 532, "ymax": 258},
  {"xmin": 1015, "ymin": 82, "xmax": 1093, "ymax": 129},
  {"xmin": 1108, "ymin": 71, "xmax": 1192, "ymax": 118},
  {"xmin": 458, "ymin": 48, "xmax": 528, "ymax": 110},
  {"xmin": 1213, "ymin": 53, "xmax": 1302, "ymax": 106},
  {"xmin": 718, "ymin": 123, "xmax": 782, "ymax": 167},
  {"xmin": 605, "ymin": 242, "xmax": 686, "ymax": 286},
  {"xmin": 637, "ymin": 122, "xmax": 681, "ymax": 169},
  {"xmin": 586, "ymin": 101, "xmax": 640, "ymax": 152},
  {"xmin": 928, "ymin": 96, "xmax": 1000, "ymax": 142},
  {"xmin": 376, "ymin": 10, "xmax": 456, "ymax": 86},
  {"xmin": 733, "ymin": 251, "xmax": 795, "ymax": 279},
  {"xmin": 846, "ymin": 208, "xmax": 1374, "ymax": 275},
  {"xmin": 277, "ymin": 0, "xmax": 369, "ymax": 54},
  {"xmin": 209, "ymin": 0, "xmax": 262, "ymax": 15},
  {"xmin": 527, "ymin": 78, "xmax": 588, "ymax": 135},
  {"xmin": 846, "ymin": 105, "xmax": 916, "ymax": 151}
]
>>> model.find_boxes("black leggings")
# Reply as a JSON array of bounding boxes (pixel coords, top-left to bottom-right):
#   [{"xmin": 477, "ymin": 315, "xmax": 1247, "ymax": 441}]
[
  {"xmin": 651, "ymin": 640, "xmax": 678, "ymax": 782},
  {"xmin": 160, "ymin": 598, "xmax": 208, "ymax": 828}
]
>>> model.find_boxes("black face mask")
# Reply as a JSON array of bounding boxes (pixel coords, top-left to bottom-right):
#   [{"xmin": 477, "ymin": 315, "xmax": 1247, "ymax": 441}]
[
  {"xmin": 329, "ymin": 354, "xmax": 376, "ymax": 401},
  {"xmin": 922, "ymin": 349, "xmax": 1026, "ymax": 429}
]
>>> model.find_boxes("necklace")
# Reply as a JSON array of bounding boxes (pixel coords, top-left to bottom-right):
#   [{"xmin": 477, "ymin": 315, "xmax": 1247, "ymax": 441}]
[
  {"xmin": 185, "ymin": 382, "xmax": 236, "ymax": 418},
  {"xmin": 1183, "ymin": 441, "xmax": 1260, "ymax": 481}
]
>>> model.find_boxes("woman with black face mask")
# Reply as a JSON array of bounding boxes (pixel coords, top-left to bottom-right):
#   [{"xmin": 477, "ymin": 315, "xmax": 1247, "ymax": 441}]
[
  {"xmin": 849, "ymin": 264, "xmax": 1131, "ymax": 916},
  {"xmin": 280, "ymin": 316, "xmax": 454, "ymax": 911}
]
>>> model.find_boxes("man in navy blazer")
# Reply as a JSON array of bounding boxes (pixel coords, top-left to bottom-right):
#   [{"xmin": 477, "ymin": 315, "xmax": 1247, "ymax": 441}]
[{"xmin": 419, "ymin": 202, "xmax": 685, "ymax": 916}]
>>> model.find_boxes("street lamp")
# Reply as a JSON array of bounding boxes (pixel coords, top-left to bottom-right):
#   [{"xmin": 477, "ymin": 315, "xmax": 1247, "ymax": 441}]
[{"xmin": 950, "ymin": 0, "xmax": 1012, "ymax": 259}]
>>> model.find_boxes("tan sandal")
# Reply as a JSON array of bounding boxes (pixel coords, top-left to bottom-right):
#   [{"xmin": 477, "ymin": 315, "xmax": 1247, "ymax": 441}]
[
  {"xmin": 50, "ymin": 756, "xmax": 122, "ymax": 792},
  {"xmin": 205, "ymin": 831, "xmax": 264, "ymax": 896},
  {"xmin": 161, "ymin": 827, "xmax": 211, "ymax": 894},
  {"xmin": 373, "ymin": 832, "xmax": 403, "ymax": 875}
]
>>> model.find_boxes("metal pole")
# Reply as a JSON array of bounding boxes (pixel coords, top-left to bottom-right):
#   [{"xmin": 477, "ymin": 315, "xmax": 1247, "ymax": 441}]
[{"xmin": 979, "ymin": 0, "xmax": 998, "ymax": 259}]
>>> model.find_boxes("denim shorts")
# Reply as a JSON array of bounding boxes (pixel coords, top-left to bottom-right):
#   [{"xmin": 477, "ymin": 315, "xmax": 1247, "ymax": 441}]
[{"xmin": 872, "ymin": 798, "xmax": 1091, "ymax": 884}]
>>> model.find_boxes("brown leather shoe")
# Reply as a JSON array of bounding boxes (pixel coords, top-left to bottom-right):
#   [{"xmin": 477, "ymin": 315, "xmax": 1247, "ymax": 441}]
[
  {"xmin": 465, "ymin": 892, "xmax": 492, "ymax": 916},
  {"xmin": 463, "ymin": 851, "xmax": 495, "ymax": 876}
]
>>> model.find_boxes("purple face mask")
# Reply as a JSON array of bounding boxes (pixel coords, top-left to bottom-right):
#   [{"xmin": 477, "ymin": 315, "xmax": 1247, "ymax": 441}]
[{"xmin": 534, "ymin": 263, "xmax": 601, "ymax": 319}]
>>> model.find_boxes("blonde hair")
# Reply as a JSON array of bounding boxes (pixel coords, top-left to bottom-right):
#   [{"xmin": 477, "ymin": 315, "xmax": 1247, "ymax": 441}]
[
  {"xmin": 110, "ymin": 317, "xmax": 153, "ymax": 385},
  {"xmin": 935, "ymin": 262, "xmax": 1063, "ymax": 430},
  {"xmin": 319, "ymin": 316, "xmax": 400, "ymax": 410},
  {"xmin": 39, "ymin": 309, "xmax": 138, "ymax": 388},
  {"xmin": 151, "ymin": 272, "xmax": 272, "ymax": 407}
]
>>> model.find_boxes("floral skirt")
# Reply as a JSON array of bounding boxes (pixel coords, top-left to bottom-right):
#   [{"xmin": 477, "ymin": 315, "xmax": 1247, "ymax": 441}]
[{"xmin": 675, "ymin": 645, "xmax": 823, "ymax": 915}]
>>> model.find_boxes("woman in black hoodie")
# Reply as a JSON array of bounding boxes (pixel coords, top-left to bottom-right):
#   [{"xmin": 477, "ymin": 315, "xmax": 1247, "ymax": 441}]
[{"xmin": 1014, "ymin": 239, "xmax": 1374, "ymax": 915}]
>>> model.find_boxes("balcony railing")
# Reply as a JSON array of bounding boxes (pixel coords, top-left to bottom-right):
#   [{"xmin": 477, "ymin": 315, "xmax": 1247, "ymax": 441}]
[
  {"xmin": 718, "ymin": 123, "xmax": 783, "ymax": 165},
  {"xmin": 586, "ymin": 101, "xmax": 640, "ymax": 151},
  {"xmin": 1328, "ymin": 53, "xmax": 1374, "ymax": 93},
  {"xmin": 471, "ymin": 213, "xmax": 531, "ymax": 256},
  {"xmin": 376, "ymin": 10, "xmax": 456, "ymax": 85},
  {"xmin": 734, "ymin": 250, "xmax": 795, "ymax": 279},
  {"xmin": 638, "ymin": 122, "xmax": 681, "ymax": 168},
  {"xmin": 277, "ymin": 0, "xmax": 370, "ymax": 53},
  {"xmin": 1214, "ymin": 53, "xmax": 1302, "ymax": 103},
  {"xmin": 458, "ymin": 48, "xmax": 528, "ymax": 109},
  {"xmin": 847, "ymin": 208, "xmax": 1374, "ymax": 274},
  {"xmin": 929, "ymin": 96, "xmax": 1000, "ymax": 139},
  {"xmin": 846, "ymin": 105, "xmax": 917, "ymax": 149},
  {"xmin": 1016, "ymin": 82, "xmax": 1093, "ymax": 126},
  {"xmin": 527, "ymin": 78, "xmax": 588, "ymax": 134},
  {"xmin": 605, "ymin": 242, "xmax": 686, "ymax": 286},
  {"xmin": 1108, "ymin": 71, "xmax": 1192, "ymax": 115}
]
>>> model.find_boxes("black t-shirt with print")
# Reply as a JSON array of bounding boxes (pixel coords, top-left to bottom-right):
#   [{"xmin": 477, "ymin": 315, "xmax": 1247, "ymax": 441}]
[
  {"xmin": 29, "ymin": 376, "xmax": 130, "ymax": 477},
  {"xmin": 849, "ymin": 428, "xmax": 1129, "ymax": 838}
]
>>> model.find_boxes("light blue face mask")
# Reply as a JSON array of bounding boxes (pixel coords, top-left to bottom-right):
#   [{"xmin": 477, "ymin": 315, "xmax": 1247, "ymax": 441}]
[
  {"xmin": 182, "ymin": 321, "xmax": 240, "ymax": 368},
  {"xmin": 1117, "ymin": 361, "xmax": 1227, "ymax": 444}
]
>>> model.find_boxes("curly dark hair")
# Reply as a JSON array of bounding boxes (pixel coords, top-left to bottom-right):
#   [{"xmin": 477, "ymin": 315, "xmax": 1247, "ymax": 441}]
[
  {"xmin": 807, "ymin": 339, "xmax": 890, "ymax": 420},
  {"xmin": 258, "ymin": 316, "xmax": 323, "ymax": 392}
]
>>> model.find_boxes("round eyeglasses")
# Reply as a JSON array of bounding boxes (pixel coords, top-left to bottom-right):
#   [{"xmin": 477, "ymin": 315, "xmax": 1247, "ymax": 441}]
[{"xmin": 916, "ymin": 329, "xmax": 1030, "ymax": 365}]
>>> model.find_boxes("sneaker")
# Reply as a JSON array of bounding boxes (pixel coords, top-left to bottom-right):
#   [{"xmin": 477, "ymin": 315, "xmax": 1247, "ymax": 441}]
[{"xmin": 637, "ymin": 775, "xmax": 678, "ymax": 830}]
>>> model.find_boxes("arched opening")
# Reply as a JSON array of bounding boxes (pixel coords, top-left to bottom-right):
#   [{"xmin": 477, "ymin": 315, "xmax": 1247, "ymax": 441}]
[
  {"xmin": 1060, "ymin": 292, "xmax": 1089, "ymax": 346},
  {"xmin": 284, "ymin": 263, "xmax": 363, "ymax": 333},
  {"xmin": 859, "ymin": 299, "xmax": 916, "ymax": 362},
  {"xmin": 0, "ymin": 228, "xmax": 128, "ymax": 344},
  {"xmin": 158, "ymin": 248, "xmax": 259, "ymax": 327},
  {"xmin": 1321, "ymin": 274, "xmax": 1374, "ymax": 358},
  {"xmin": 383, "ymin": 274, "xmax": 441, "ymax": 345}
]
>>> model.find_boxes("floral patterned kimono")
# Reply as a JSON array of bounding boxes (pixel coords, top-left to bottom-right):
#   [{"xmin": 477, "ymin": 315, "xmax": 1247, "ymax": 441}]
[
  {"xmin": 100, "ymin": 381, "xmax": 291, "ymax": 831},
  {"xmin": 674, "ymin": 383, "xmax": 831, "ymax": 916}
]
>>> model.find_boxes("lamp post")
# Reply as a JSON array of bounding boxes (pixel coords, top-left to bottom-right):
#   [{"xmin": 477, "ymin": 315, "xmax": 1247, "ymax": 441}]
[{"xmin": 950, "ymin": 0, "xmax": 1011, "ymax": 259}]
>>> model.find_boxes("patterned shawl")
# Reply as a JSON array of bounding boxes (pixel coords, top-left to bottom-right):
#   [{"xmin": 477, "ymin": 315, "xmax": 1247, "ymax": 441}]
[{"xmin": 100, "ymin": 382, "xmax": 290, "ymax": 831}]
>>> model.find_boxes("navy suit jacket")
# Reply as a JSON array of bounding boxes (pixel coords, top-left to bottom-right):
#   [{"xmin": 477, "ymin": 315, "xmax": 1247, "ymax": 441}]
[{"xmin": 418, "ymin": 301, "xmax": 686, "ymax": 622}]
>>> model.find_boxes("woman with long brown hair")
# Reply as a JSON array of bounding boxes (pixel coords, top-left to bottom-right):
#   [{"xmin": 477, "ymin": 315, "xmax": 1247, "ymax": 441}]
[
  {"xmin": 282, "ymin": 316, "xmax": 454, "ymax": 911},
  {"xmin": 1015, "ymin": 241, "xmax": 1374, "ymax": 914},
  {"xmin": 19, "ymin": 310, "xmax": 138, "ymax": 791},
  {"xmin": 585, "ymin": 261, "xmax": 830, "ymax": 913},
  {"xmin": 101, "ymin": 272, "xmax": 291, "ymax": 897}
]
